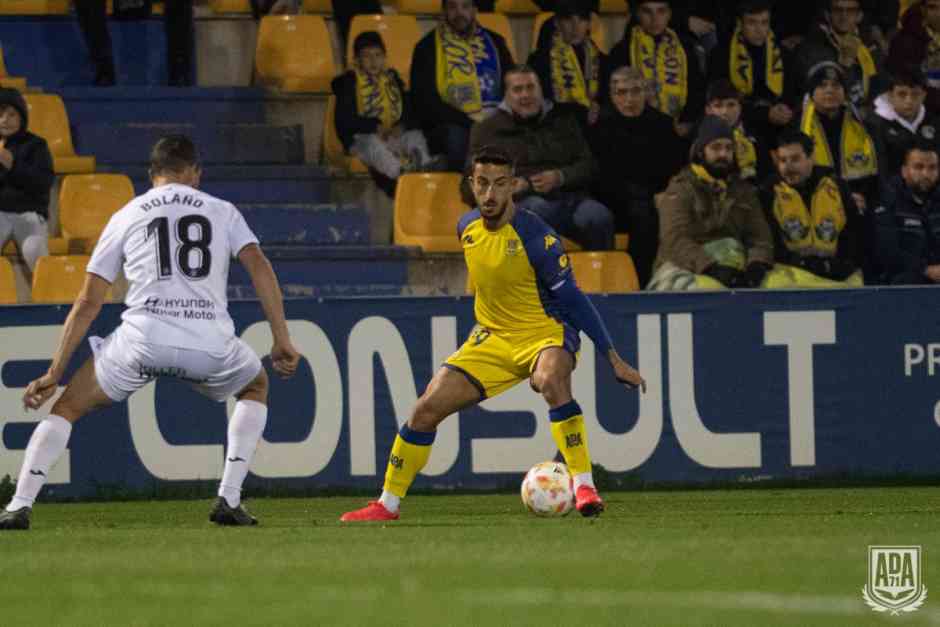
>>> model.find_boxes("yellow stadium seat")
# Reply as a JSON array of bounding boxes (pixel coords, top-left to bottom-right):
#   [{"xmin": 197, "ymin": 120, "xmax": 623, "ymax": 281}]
[
  {"xmin": 58, "ymin": 174, "xmax": 134, "ymax": 254},
  {"xmin": 599, "ymin": 0, "xmax": 628, "ymax": 13},
  {"xmin": 31, "ymin": 255, "xmax": 90, "ymax": 304},
  {"xmin": 495, "ymin": 0, "xmax": 539, "ymax": 13},
  {"xmin": 477, "ymin": 13, "xmax": 517, "ymax": 61},
  {"xmin": 346, "ymin": 15, "xmax": 422, "ymax": 88},
  {"xmin": 0, "ymin": 46, "xmax": 27, "ymax": 91},
  {"xmin": 256, "ymin": 16, "xmax": 336, "ymax": 92},
  {"xmin": 533, "ymin": 12, "xmax": 609, "ymax": 53},
  {"xmin": 569, "ymin": 251, "xmax": 640, "ymax": 293},
  {"xmin": 394, "ymin": 173, "xmax": 470, "ymax": 252},
  {"xmin": 0, "ymin": 257, "xmax": 17, "ymax": 304},
  {"xmin": 302, "ymin": 0, "xmax": 332, "ymax": 11},
  {"xmin": 23, "ymin": 94, "xmax": 96, "ymax": 174},
  {"xmin": 209, "ymin": 0, "xmax": 250, "ymax": 12},
  {"xmin": 0, "ymin": 0, "xmax": 69, "ymax": 15},
  {"xmin": 323, "ymin": 96, "xmax": 369, "ymax": 174},
  {"xmin": 391, "ymin": 0, "xmax": 439, "ymax": 12}
]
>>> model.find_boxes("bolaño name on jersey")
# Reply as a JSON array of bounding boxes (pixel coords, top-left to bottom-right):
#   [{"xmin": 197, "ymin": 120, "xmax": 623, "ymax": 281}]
[{"xmin": 138, "ymin": 192, "xmax": 205, "ymax": 212}]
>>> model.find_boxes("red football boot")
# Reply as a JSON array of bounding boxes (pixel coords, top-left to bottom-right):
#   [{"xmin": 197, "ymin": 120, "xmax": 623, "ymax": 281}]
[
  {"xmin": 575, "ymin": 485, "xmax": 605, "ymax": 517},
  {"xmin": 340, "ymin": 501, "xmax": 400, "ymax": 522}
]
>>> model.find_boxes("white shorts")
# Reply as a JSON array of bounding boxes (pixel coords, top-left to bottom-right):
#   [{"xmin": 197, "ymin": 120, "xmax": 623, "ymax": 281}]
[{"xmin": 90, "ymin": 325, "xmax": 263, "ymax": 403}]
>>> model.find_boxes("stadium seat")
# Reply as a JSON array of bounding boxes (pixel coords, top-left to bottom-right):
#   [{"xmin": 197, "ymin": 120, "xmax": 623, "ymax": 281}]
[
  {"xmin": 256, "ymin": 16, "xmax": 336, "ymax": 92},
  {"xmin": 23, "ymin": 94, "xmax": 96, "ymax": 174},
  {"xmin": 599, "ymin": 0, "xmax": 628, "ymax": 12},
  {"xmin": 394, "ymin": 173, "xmax": 469, "ymax": 252},
  {"xmin": 346, "ymin": 15, "xmax": 422, "ymax": 88},
  {"xmin": 209, "ymin": 0, "xmax": 250, "ymax": 13},
  {"xmin": 0, "ymin": 0, "xmax": 69, "ymax": 15},
  {"xmin": 323, "ymin": 96, "xmax": 369, "ymax": 174},
  {"xmin": 0, "ymin": 257, "xmax": 17, "ymax": 304},
  {"xmin": 391, "ymin": 0, "xmax": 439, "ymax": 12},
  {"xmin": 31, "ymin": 255, "xmax": 91, "ymax": 304},
  {"xmin": 568, "ymin": 251, "xmax": 640, "ymax": 293},
  {"xmin": 495, "ymin": 0, "xmax": 540, "ymax": 13},
  {"xmin": 533, "ymin": 12, "xmax": 609, "ymax": 53},
  {"xmin": 0, "ymin": 46, "xmax": 27, "ymax": 91},
  {"xmin": 302, "ymin": 0, "xmax": 332, "ymax": 11},
  {"xmin": 477, "ymin": 13, "xmax": 518, "ymax": 61},
  {"xmin": 56, "ymin": 174, "xmax": 134, "ymax": 254}
]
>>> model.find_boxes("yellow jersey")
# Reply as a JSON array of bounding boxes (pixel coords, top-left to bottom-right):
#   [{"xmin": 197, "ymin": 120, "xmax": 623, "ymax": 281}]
[{"xmin": 458, "ymin": 208, "xmax": 575, "ymax": 337}]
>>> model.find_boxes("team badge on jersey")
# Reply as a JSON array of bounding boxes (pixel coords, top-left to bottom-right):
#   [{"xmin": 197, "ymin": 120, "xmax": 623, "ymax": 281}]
[
  {"xmin": 506, "ymin": 239, "xmax": 520, "ymax": 256},
  {"xmin": 544, "ymin": 235, "xmax": 558, "ymax": 250},
  {"xmin": 559, "ymin": 254, "xmax": 570, "ymax": 269}
]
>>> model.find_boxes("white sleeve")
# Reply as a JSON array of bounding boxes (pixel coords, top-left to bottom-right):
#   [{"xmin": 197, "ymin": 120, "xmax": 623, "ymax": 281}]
[
  {"xmin": 86, "ymin": 213, "xmax": 125, "ymax": 283},
  {"xmin": 228, "ymin": 204, "xmax": 260, "ymax": 258}
]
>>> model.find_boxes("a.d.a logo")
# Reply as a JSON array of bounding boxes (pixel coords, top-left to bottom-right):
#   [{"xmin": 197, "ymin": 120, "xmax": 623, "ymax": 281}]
[{"xmin": 862, "ymin": 546, "xmax": 927, "ymax": 614}]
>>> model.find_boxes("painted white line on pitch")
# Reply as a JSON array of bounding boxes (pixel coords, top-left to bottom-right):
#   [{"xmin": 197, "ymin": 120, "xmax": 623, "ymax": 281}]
[{"xmin": 453, "ymin": 587, "xmax": 940, "ymax": 623}]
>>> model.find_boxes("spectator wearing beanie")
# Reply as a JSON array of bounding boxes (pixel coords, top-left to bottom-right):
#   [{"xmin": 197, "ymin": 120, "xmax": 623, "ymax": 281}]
[
  {"xmin": 799, "ymin": 61, "xmax": 879, "ymax": 212},
  {"xmin": 0, "ymin": 88, "xmax": 53, "ymax": 274},
  {"xmin": 648, "ymin": 115, "xmax": 773, "ymax": 290},
  {"xmin": 332, "ymin": 32, "xmax": 438, "ymax": 196}
]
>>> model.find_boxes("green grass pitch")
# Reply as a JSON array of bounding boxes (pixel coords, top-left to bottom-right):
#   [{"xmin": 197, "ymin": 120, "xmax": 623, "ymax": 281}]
[{"xmin": 1, "ymin": 487, "xmax": 938, "ymax": 626}]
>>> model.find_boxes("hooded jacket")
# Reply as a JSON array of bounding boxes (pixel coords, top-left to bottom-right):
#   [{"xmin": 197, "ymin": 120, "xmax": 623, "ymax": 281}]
[
  {"xmin": 0, "ymin": 88, "xmax": 55, "ymax": 218},
  {"xmin": 875, "ymin": 174, "xmax": 940, "ymax": 284},
  {"xmin": 866, "ymin": 92, "xmax": 940, "ymax": 183}
]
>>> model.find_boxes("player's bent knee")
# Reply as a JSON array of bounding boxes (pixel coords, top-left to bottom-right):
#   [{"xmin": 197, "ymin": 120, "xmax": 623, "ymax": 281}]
[
  {"xmin": 408, "ymin": 398, "xmax": 444, "ymax": 432},
  {"xmin": 236, "ymin": 367, "xmax": 268, "ymax": 404}
]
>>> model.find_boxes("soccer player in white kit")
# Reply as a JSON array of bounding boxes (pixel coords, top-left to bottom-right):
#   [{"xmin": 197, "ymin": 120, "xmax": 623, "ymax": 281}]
[{"xmin": 0, "ymin": 135, "xmax": 301, "ymax": 529}]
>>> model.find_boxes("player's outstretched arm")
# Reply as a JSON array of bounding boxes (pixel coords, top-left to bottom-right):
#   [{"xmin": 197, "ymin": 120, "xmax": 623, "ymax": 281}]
[
  {"xmin": 23, "ymin": 274, "xmax": 110, "ymax": 410},
  {"xmin": 237, "ymin": 244, "xmax": 300, "ymax": 378},
  {"xmin": 552, "ymin": 279, "xmax": 646, "ymax": 393}
]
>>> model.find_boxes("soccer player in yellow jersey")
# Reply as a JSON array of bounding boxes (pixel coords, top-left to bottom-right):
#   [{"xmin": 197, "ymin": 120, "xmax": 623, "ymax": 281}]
[{"xmin": 341, "ymin": 146, "xmax": 646, "ymax": 522}]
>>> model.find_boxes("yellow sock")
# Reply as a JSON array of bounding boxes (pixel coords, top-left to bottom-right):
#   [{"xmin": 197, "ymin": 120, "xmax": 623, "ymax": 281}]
[
  {"xmin": 382, "ymin": 425, "xmax": 435, "ymax": 498},
  {"xmin": 549, "ymin": 401, "xmax": 592, "ymax": 476}
]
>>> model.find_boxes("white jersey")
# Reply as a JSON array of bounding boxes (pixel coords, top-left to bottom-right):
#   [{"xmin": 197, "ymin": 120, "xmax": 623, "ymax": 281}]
[{"xmin": 87, "ymin": 182, "xmax": 259, "ymax": 352}]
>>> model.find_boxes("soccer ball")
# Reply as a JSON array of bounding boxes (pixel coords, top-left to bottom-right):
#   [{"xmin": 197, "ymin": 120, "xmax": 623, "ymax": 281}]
[{"xmin": 520, "ymin": 461, "xmax": 575, "ymax": 517}]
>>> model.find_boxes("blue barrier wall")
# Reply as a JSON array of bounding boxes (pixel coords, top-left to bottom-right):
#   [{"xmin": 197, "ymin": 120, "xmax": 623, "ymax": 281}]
[{"xmin": 1, "ymin": 289, "xmax": 939, "ymax": 498}]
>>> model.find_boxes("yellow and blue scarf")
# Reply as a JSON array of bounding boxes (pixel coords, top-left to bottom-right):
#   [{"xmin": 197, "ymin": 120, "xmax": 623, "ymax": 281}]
[
  {"xmin": 630, "ymin": 25, "xmax": 688, "ymax": 118},
  {"xmin": 772, "ymin": 175, "xmax": 846, "ymax": 256},
  {"xmin": 730, "ymin": 21, "xmax": 783, "ymax": 97},
  {"xmin": 435, "ymin": 22, "xmax": 502, "ymax": 115},
  {"xmin": 800, "ymin": 102, "xmax": 877, "ymax": 180},
  {"xmin": 355, "ymin": 69, "xmax": 403, "ymax": 130},
  {"xmin": 549, "ymin": 29, "xmax": 600, "ymax": 107}
]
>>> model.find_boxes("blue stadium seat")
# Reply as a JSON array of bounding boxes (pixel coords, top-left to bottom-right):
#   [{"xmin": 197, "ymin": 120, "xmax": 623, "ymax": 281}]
[
  {"xmin": 102, "ymin": 165, "xmax": 333, "ymax": 206},
  {"xmin": 56, "ymin": 87, "xmax": 267, "ymax": 125},
  {"xmin": 239, "ymin": 204, "xmax": 370, "ymax": 246},
  {"xmin": 74, "ymin": 123, "xmax": 304, "ymax": 165}
]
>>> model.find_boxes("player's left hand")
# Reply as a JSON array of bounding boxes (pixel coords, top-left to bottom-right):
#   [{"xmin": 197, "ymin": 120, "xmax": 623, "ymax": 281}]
[
  {"xmin": 23, "ymin": 372, "xmax": 60, "ymax": 410},
  {"xmin": 270, "ymin": 341, "xmax": 301, "ymax": 379},
  {"xmin": 610, "ymin": 355, "xmax": 646, "ymax": 393}
]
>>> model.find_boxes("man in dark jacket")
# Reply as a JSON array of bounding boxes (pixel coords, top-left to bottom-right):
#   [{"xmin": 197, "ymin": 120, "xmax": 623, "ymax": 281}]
[
  {"xmin": 0, "ymin": 88, "xmax": 53, "ymax": 273},
  {"xmin": 410, "ymin": 0, "xmax": 515, "ymax": 171},
  {"xmin": 795, "ymin": 0, "xmax": 883, "ymax": 110},
  {"xmin": 332, "ymin": 32, "xmax": 434, "ymax": 193},
  {"xmin": 606, "ymin": 0, "xmax": 706, "ymax": 137},
  {"xmin": 589, "ymin": 66, "xmax": 684, "ymax": 283},
  {"xmin": 706, "ymin": 0, "xmax": 797, "ymax": 147},
  {"xmin": 760, "ymin": 129, "xmax": 864, "ymax": 283},
  {"xmin": 528, "ymin": 0, "xmax": 607, "ymax": 129},
  {"xmin": 867, "ymin": 66, "xmax": 940, "ymax": 185},
  {"xmin": 469, "ymin": 66, "xmax": 613, "ymax": 250},
  {"xmin": 875, "ymin": 142, "xmax": 940, "ymax": 284}
]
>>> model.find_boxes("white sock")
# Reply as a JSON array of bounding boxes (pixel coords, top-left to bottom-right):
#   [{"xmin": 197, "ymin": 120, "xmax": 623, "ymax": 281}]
[
  {"xmin": 6, "ymin": 415, "xmax": 72, "ymax": 512},
  {"xmin": 378, "ymin": 491, "xmax": 400, "ymax": 513},
  {"xmin": 574, "ymin": 472, "xmax": 595, "ymax": 491},
  {"xmin": 218, "ymin": 400, "xmax": 267, "ymax": 508}
]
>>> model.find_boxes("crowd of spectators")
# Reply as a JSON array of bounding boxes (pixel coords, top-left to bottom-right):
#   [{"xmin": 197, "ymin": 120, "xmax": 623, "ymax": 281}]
[{"xmin": 17, "ymin": 0, "xmax": 940, "ymax": 291}]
